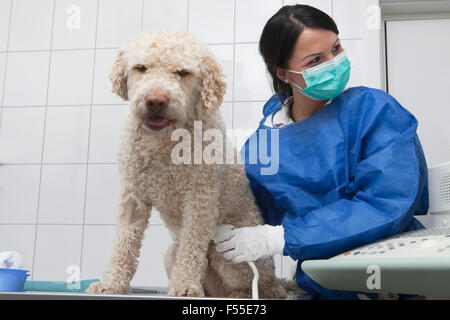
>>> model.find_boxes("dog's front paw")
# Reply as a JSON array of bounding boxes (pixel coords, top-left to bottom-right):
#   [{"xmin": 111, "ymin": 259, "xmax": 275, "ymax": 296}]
[
  {"xmin": 168, "ymin": 281, "xmax": 204, "ymax": 297},
  {"xmin": 85, "ymin": 280, "xmax": 130, "ymax": 295}
]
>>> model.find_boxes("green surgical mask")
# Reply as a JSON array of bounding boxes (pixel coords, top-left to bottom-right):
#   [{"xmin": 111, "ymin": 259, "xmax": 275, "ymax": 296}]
[{"xmin": 286, "ymin": 50, "xmax": 351, "ymax": 101}]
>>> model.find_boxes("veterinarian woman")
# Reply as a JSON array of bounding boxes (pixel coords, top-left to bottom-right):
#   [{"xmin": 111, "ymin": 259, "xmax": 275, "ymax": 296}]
[{"xmin": 215, "ymin": 4, "xmax": 429, "ymax": 300}]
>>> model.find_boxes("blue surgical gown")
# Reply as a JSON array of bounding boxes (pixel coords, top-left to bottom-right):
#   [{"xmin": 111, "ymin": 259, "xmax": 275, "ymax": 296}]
[{"xmin": 240, "ymin": 86, "xmax": 429, "ymax": 300}]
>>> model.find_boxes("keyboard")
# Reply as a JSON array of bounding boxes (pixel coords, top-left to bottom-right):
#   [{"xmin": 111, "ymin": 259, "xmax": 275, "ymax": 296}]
[{"xmin": 333, "ymin": 227, "xmax": 450, "ymax": 259}]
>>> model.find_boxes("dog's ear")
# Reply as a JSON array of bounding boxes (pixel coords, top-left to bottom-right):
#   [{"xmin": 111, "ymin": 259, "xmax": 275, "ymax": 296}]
[
  {"xmin": 110, "ymin": 49, "xmax": 128, "ymax": 101},
  {"xmin": 200, "ymin": 52, "xmax": 227, "ymax": 116}
]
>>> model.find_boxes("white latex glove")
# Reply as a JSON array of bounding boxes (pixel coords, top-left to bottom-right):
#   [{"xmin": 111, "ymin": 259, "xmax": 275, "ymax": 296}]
[{"xmin": 214, "ymin": 225, "xmax": 285, "ymax": 263}]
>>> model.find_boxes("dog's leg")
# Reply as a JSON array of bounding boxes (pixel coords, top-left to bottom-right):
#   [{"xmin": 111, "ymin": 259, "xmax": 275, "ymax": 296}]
[
  {"xmin": 163, "ymin": 240, "xmax": 178, "ymax": 280},
  {"xmin": 86, "ymin": 191, "xmax": 151, "ymax": 295},
  {"xmin": 167, "ymin": 170, "xmax": 219, "ymax": 297},
  {"xmin": 167, "ymin": 202, "xmax": 217, "ymax": 297}
]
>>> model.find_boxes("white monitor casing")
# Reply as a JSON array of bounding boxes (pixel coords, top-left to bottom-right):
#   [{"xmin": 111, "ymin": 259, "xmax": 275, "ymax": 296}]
[{"xmin": 427, "ymin": 161, "xmax": 450, "ymax": 227}]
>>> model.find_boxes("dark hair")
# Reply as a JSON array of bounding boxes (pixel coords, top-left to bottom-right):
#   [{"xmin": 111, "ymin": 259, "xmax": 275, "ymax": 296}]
[{"xmin": 259, "ymin": 4, "xmax": 339, "ymax": 102}]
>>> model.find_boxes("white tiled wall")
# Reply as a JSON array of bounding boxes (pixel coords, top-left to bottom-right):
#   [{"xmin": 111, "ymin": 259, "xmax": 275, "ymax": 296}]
[{"xmin": 0, "ymin": 0, "xmax": 381, "ymax": 287}]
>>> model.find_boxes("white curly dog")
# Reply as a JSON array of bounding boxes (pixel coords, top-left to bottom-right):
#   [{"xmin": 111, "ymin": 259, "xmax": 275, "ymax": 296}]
[{"xmin": 86, "ymin": 29, "xmax": 297, "ymax": 298}]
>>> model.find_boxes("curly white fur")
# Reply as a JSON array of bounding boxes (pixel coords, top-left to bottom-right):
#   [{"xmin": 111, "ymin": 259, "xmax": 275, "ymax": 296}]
[{"xmin": 85, "ymin": 29, "xmax": 299, "ymax": 298}]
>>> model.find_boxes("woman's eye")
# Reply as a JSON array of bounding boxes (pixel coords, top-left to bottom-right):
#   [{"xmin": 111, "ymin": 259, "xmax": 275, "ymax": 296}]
[
  {"xmin": 175, "ymin": 69, "xmax": 190, "ymax": 77},
  {"xmin": 308, "ymin": 45, "xmax": 341, "ymax": 65},
  {"xmin": 309, "ymin": 57, "xmax": 320, "ymax": 65},
  {"xmin": 333, "ymin": 44, "xmax": 341, "ymax": 52},
  {"xmin": 134, "ymin": 64, "xmax": 147, "ymax": 73}
]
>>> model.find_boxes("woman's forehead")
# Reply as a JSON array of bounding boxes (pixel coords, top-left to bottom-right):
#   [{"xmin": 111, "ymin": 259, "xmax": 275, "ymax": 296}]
[{"xmin": 290, "ymin": 28, "xmax": 339, "ymax": 63}]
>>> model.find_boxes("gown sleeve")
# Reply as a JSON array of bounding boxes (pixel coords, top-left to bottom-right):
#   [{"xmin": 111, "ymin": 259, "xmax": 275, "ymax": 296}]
[{"xmin": 281, "ymin": 89, "xmax": 429, "ymax": 261}]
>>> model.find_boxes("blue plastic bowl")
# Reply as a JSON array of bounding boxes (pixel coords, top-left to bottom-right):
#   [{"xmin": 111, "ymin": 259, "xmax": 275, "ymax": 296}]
[{"xmin": 0, "ymin": 268, "xmax": 30, "ymax": 292}]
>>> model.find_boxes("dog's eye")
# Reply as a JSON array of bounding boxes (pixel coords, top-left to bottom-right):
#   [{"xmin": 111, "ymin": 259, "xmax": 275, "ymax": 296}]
[
  {"xmin": 134, "ymin": 64, "xmax": 147, "ymax": 73},
  {"xmin": 175, "ymin": 69, "xmax": 190, "ymax": 77}
]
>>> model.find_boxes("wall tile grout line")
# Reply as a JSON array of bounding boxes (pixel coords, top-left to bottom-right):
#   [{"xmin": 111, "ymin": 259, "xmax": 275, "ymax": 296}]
[
  {"xmin": 0, "ymin": 38, "xmax": 367, "ymax": 55},
  {"xmin": 187, "ymin": 0, "xmax": 190, "ymax": 32},
  {"xmin": 79, "ymin": 0, "xmax": 101, "ymax": 279},
  {"xmin": 31, "ymin": 0, "xmax": 57, "ymax": 281},
  {"xmin": 0, "ymin": 47, "xmax": 121, "ymax": 53},
  {"xmin": 0, "ymin": 162, "xmax": 118, "ymax": 166},
  {"xmin": 332, "ymin": 0, "xmax": 334, "ymax": 18},
  {"xmin": 1, "ymin": 103, "xmax": 129, "ymax": 108},
  {"xmin": 140, "ymin": 0, "xmax": 144, "ymax": 31},
  {"xmin": 0, "ymin": 0, "xmax": 14, "ymax": 140},
  {"xmin": 231, "ymin": 0, "xmax": 236, "ymax": 154},
  {"xmin": 0, "ymin": 223, "xmax": 164, "ymax": 227}
]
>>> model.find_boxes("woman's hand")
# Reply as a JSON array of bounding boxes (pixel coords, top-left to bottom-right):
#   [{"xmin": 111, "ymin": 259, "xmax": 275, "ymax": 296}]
[{"xmin": 214, "ymin": 225, "xmax": 285, "ymax": 263}]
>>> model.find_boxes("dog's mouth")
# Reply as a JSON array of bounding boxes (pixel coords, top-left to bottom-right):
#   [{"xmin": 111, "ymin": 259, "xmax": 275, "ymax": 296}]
[{"xmin": 143, "ymin": 115, "xmax": 172, "ymax": 130}]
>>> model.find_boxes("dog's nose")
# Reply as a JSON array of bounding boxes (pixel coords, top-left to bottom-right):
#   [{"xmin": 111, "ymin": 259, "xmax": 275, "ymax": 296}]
[{"xmin": 145, "ymin": 93, "xmax": 169, "ymax": 112}]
